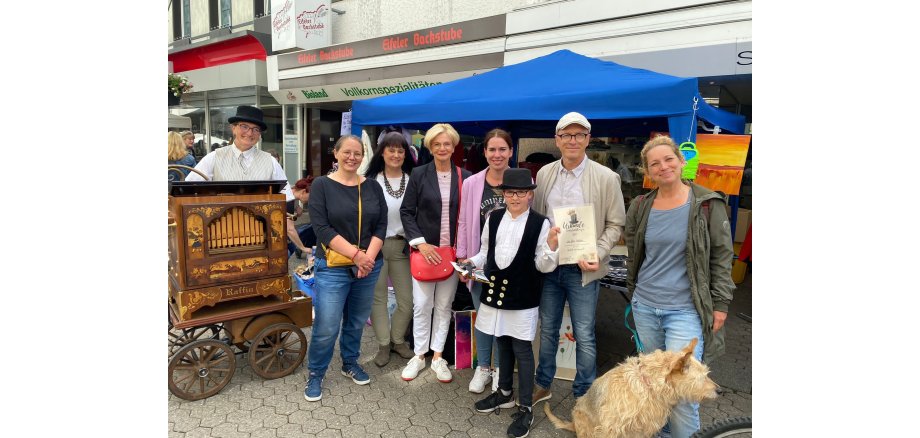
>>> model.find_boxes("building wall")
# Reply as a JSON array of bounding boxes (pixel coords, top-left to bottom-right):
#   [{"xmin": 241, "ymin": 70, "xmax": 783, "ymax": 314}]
[
  {"xmin": 171, "ymin": 0, "xmax": 745, "ymax": 49},
  {"xmin": 232, "ymin": 0, "xmax": 255, "ymax": 29},
  {"xmin": 192, "ymin": 0, "xmax": 210, "ymax": 38}
]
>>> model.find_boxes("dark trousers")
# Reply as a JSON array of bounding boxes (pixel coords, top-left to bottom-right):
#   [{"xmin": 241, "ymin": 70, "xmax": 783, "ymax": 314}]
[{"xmin": 496, "ymin": 335, "xmax": 535, "ymax": 407}]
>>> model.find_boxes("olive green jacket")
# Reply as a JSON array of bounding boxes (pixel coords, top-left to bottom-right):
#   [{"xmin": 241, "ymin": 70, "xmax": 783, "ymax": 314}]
[{"xmin": 625, "ymin": 182, "xmax": 735, "ymax": 362}]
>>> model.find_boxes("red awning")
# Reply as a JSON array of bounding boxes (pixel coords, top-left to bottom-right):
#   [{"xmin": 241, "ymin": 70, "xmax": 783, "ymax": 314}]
[{"xmin": 169, "ymin": 34, "xmax": 267, "ymax": 73}]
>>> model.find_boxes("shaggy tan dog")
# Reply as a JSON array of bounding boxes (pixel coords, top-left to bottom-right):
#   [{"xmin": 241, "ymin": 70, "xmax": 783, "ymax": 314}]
[{"xmin": 544, "ymin": 338, "xmax": 718, "ymax": 437}]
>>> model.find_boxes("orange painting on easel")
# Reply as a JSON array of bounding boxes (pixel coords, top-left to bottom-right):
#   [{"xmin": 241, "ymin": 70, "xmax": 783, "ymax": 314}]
[{"xmin": 643, "ymin": 134, "xmax": 751, "ymax": 195}]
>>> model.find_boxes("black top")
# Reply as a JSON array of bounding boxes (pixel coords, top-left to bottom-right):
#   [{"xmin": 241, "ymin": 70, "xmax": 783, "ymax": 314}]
[
  {"xmin": 479, "ymin": 182, "xmax": 505, "ymax": 233},
  {"xmin": 400, "ymin": 161, "xmax": 471, "ymax": 249},
  {"xmin": 482, "ymin": 208, "xmax": 546, "ymax": 310},
  {"xmin": 308, "ymin": 176, "xmax": 387, "ymax": 261}
]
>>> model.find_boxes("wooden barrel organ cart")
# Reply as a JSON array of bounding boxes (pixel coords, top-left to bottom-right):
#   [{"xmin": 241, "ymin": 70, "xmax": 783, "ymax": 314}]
[{"xmin": 167, "ymin": 174, "xmax": 313, "ymax": 401}]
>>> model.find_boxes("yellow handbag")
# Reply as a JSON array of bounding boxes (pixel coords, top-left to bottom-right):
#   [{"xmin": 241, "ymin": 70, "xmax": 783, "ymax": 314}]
[{"xmin": 322, "ymin": 181, "xmax": 363, "ymax": 267}]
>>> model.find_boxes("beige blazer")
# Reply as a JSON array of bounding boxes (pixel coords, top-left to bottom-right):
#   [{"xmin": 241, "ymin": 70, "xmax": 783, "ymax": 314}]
[{"xmin": 532, "ymin": 156, "xmax": 626, "ymax": 286}]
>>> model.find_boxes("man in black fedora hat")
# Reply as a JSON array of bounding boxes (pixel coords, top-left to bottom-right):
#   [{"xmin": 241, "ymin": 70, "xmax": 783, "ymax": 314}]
[
  {"xmin": 457, "ymin": 167, "xmax": 561, "ymax": 438},
  {"xmin": 186, "ymin": 105, "xmax": 293, "ymax": 200}
]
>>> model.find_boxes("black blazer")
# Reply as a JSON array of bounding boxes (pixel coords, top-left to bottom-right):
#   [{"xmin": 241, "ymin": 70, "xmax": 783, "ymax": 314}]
[{"xmin": 400, "ymin": 161, "xmax": 471, "ymax": 249}]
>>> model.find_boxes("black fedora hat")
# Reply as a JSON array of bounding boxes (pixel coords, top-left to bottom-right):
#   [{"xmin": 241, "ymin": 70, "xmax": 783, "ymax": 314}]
[
  {"xmin": 498, "ymin": 168, "xmax": 537, "ymax": 190},
  {"xmin": 228, "ymin": 105, "xmax": 267, "ymax": 131}
]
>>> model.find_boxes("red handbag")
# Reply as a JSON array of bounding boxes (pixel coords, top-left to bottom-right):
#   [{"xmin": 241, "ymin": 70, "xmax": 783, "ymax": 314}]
[
  {"xmin": 410, "ymin": 246, "xmax": 456, "ymax": 282},
  {"xmin": 409, "ymin": 166, "xmax": 462, "ymax": 282}
]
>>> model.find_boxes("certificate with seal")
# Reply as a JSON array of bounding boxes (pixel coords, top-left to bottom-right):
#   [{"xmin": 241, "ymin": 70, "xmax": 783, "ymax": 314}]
[{"xmin": 553, "ymin": 205, "xmax": 598, "ymax": 265}]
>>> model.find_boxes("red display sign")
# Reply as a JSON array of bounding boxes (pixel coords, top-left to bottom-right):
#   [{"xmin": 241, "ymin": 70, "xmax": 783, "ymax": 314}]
[{"xmin": 277, "ymin": 14, "xmax": 505, "ymax": 70}]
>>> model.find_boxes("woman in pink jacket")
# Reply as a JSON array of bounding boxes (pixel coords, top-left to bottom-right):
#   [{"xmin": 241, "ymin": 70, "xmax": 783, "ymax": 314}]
[{"xmin": 456, "ymin": 128, "xmax": 519, "ymax": 394}]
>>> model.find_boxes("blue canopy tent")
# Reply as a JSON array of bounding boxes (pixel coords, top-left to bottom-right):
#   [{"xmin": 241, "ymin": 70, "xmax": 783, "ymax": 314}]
[{"xmin": 351, "ymin": 49, "xmax": 745, "ymax": 141}]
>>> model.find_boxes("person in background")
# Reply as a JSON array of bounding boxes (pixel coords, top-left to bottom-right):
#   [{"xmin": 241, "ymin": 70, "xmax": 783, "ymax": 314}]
[
  {"xmin": 399, "ymin": 123, "xmax": 471, "ymax": 383},
  {"xmin": 610, "ymin": 157, "xmax": 634, "ymax": 184},
  {"xmin": 458, "ymin": 168, "xmax": 560, "ymax": 438},
  {"xmin": 625, "ymin": 135, "xmax": 734, "ymax": 438},
  {"xmin": 287, "ymin": 177, "xmax": 316, "ymax": 259},
  {"xmin": 531, "ymin": 112, "xmax": 626, "ymax": 403},
  {"xmin": 456, "ymin": 128, "xmax": 515, "ymax": 394},
  {"xmin": 268, "ymin": 149, "xmax": 282, "ymax": 165},
  {"xmin": 168, "ymin": 131, "xmax": 196, "ymax": 181},
  {"xmin": 364, "ymin": 132, "xmax": 416, "ymax": 367},
  {"xmin": 180, "ymin": 130, "xmax": 197, "ymax": 159},
  {"xmin": 185, "ymin": 106, "xmax": 294, "ymax": 201},
  {"xmin": 304, "ymin": 135, "xmax": 387, "ymax": 402}
]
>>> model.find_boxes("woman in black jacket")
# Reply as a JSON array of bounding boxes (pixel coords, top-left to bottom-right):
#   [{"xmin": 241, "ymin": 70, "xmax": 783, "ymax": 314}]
[{"xmin": 399, "ymin": 123, "xmax": 471, "ymax": 383}]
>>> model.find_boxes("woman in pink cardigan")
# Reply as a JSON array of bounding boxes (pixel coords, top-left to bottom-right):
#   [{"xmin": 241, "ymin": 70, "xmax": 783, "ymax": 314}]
[{"xmin": 456, "ymin": 128, "xmax": 522, "ymax": 394}]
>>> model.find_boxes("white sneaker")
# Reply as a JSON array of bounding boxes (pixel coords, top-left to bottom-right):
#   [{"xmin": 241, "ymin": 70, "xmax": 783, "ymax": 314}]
[
  {"xmin": 469, "ymin": 367, "xmax": 492, "ymax": 393},
  {"xmin": 430, "ymin": 357, "xmax": 453, "ymax": 383},
  {"xmin": 401, "ymin": 356, "xmax": 426, "ymax": 381},
  {"xmin": 492, "ymin": 367, "xmax": 500, "ymax": 392}
]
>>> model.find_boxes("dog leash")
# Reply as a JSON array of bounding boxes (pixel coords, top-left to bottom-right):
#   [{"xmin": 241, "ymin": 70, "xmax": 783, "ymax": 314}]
[{"xmin": 624, "ymin": 304, "xmax": 645, "ymax": 353}]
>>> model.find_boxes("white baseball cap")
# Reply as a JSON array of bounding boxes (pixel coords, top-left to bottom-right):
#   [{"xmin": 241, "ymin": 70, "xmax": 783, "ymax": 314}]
[{"xmin": 556, "ymin": 112, "xmax": 591, "ymax": 133}]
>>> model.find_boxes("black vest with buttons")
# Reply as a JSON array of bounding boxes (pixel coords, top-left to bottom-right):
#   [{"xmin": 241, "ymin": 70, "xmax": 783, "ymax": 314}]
[{"xmin": 482, "ymin": 208, "xmax": 546, "ymax": 311}]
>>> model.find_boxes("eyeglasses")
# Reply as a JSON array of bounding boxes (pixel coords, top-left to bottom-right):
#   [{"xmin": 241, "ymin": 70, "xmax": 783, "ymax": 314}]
[
  {"xmin": 556, "ymin": 133, "xmax": 588, "ymax": 142},
  {"xmin": 502, "ymin": 190, "xmax": 530, "ymax": 198},
  {"xmin": 234, "ymin": 124, "xmax": 263, "ymax": 134}
]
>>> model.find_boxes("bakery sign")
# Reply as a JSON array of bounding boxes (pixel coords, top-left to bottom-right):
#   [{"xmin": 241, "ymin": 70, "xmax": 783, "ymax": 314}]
[
  {"xmin": 272, "ymin": 0, "xmax": 332, "ymax": 51},
  {"xmin": 277, "ymin": 14, "xmax": 506, "ymax": 70}
]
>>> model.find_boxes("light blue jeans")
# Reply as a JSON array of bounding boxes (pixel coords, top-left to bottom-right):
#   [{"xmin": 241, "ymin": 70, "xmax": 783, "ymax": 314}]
[
  {"xmin": 306, "ymin": 258, "xmax": 383, "ymax": 377},
  {"xmin": 534, "ymin": 265, "xmax": 599, "ymax": 398},
  {"xmin": 470, "ymin": 281, "xmax": 497, "ymax": 369},
  {"xmin": 631, "ymin": 298, "xmax": 705, "ymax": 438}
]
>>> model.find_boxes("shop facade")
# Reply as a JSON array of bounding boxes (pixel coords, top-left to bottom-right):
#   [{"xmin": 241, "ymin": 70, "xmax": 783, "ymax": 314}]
[{"xmin": 265, "ymin": 0, "xmax": 751, "ymax": 178}]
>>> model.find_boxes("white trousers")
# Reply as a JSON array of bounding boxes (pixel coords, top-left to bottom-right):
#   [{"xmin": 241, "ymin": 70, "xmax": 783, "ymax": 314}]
[{"xmin": 411, "ymin": 275, "xmax": 459, "ymax": 356}]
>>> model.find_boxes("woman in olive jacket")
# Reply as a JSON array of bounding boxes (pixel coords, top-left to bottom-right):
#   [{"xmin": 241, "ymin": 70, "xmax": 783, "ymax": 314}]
[{"xmin": 624, "ymin": 135, "xmax": 734, "ymax": 438}]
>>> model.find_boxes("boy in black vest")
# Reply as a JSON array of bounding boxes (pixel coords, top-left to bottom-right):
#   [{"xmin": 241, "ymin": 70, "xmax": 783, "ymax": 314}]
[{"xmin": 457, "ymin": 168, "xmax": 560, "ymax": 438}]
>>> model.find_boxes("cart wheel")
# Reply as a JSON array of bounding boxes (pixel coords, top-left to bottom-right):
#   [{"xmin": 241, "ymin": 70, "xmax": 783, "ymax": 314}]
[
  {"xmin": 248, "ymin": 323, "xmax": 307, "ymax": 379},
  {"xmin": 168, "ymin": 339, "xmax": 236, "ymax": 401},
  {"xmin": 168, "ymin": 324, "xmax": 224, "ymax": 358}
]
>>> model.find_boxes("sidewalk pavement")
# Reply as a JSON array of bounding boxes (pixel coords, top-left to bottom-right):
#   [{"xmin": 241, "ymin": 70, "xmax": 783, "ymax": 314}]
[{"xmin": 168, "ymin": 259, "xmax": 752, "ymax": 437}]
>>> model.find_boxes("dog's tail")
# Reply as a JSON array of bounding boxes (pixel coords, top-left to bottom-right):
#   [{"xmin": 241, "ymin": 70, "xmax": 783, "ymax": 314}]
[{"xmin": 543, "ymin": 402, "xmax": 576, "ymax": 432}]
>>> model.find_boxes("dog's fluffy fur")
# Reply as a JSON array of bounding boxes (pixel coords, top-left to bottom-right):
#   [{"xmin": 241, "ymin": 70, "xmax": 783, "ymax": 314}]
[{"xmin": 544, "ymin": 338, "xmax": 718, "ymax": 437}]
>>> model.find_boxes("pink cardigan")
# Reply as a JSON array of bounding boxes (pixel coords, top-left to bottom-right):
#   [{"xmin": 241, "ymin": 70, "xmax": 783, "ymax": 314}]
[
  {"xmin": 456, "ymin": 168, "xmax": 488, "ymax": 261},
  {"xmin": 456, "ymin": 168, "xmax": 534, "ymax": 288}
]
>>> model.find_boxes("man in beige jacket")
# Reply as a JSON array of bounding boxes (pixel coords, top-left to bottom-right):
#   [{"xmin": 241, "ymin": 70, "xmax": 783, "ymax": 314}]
[{"xmin": 530, "ymin": 112, "xmax": 626, "ymax": 401}]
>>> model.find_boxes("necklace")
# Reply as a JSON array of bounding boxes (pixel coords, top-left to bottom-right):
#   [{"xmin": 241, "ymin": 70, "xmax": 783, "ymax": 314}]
[{"xmin": 383, "ymin": 172, "xmax": 406, "ymax": 198}]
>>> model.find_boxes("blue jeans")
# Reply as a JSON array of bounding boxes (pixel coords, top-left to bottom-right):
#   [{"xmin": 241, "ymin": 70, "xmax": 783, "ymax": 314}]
[
  {"xmin": 470, "ymin": 282, "xmax": 497, "ymax": 369},
  {"xmin": 534, "ymin": 265, "xmax": 599, "ymax": 398},
  {"xmin": 306, "ymin": 258, "xmax": 383, "ymax": 377},
  {"xmin": 631, "ymin": 299, "xmax": 705, "ymax": 438}
]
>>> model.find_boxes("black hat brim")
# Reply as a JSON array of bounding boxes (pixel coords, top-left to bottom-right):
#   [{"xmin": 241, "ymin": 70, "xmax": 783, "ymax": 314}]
[{"xmin": 497, "ymin": 183, "xmax": 537, "ymax": 191}]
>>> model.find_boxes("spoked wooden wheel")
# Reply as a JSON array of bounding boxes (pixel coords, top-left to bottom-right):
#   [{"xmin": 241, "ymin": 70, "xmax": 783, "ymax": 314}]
[
  {"xmin": 248, "ymin": 323, "xmax": 307, "ymax": 379},
  {"xmin": 168, "ymin": 324, "xmax": 225, "ymax": 358},
  {"xmin": 168, "ymin": 339, "xmax": 236, "ymax": 400}
]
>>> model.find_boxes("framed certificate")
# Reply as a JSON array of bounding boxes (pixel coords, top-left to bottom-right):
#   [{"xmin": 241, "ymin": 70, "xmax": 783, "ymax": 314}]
[{"xmin": 553, "ymin": 205, "xmax": 598, "ymax": 265}]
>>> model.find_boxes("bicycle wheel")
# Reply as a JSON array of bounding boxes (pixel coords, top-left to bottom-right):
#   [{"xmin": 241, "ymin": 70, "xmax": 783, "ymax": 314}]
[{"xmin": 692, "ymin": 416, "xmax": 752, "ymax": 438}]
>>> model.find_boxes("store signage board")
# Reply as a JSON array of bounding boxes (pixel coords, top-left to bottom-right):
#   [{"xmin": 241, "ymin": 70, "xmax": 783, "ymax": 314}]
[
  {"xmin": 272, "ymin": 0, "xmax": 331, "ymax": 51},
  {"xmin": 269, "ymin": 69, "xmax": 492, "ymax": 103},
  {"xmin": 277, "ymin": 14, "xmax": 505, "ymax": 70},
  {"xmin": 283, "ymin": 134, "xmax": 299, "ymax": 153}
]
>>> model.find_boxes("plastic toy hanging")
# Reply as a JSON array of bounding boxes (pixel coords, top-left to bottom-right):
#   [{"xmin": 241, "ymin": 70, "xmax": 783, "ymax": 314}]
[{"xmin": 681, "ymin": 96, "xmax": 701, "ymax": 180}]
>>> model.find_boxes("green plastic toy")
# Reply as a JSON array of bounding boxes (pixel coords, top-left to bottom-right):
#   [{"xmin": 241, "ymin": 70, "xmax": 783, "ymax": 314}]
[{"xmin": 679, "ymin": 141, "xmax": 699, "ymax": 180}]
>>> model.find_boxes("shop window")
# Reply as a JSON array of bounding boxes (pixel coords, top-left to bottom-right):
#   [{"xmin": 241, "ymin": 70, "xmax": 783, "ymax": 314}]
[
  {"xmin": 221, "ymin": 0, "xmax": 232, "ymax": 28},
  {"xmin": 210, "ymin": 0, "xmax": 232, "ymax": 30},
  {"xmin": 182, "ymin": 0, "xmax": 192, "ymax": 38}
]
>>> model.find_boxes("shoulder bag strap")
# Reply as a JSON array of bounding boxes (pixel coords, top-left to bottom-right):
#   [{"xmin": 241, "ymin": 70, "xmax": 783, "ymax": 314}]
[
  {"xmin": 357, "ymin": 181, "xmax": 362, "ymax": 247},
  {"xmin": 453, "ymin": 166, "xmax": 462, "ymax": 249}
]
